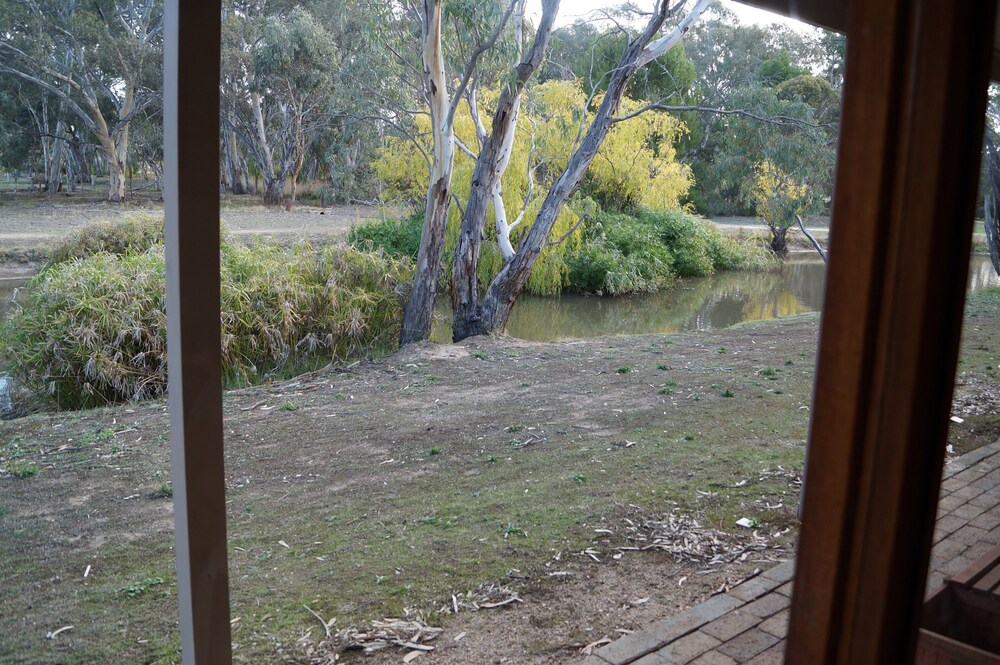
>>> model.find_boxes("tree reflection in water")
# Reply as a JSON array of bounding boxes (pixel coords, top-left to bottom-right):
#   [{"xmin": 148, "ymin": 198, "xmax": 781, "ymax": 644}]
[{"xmin": 432, "ymin": 256, "xmax": 1000, "ymax": 342}]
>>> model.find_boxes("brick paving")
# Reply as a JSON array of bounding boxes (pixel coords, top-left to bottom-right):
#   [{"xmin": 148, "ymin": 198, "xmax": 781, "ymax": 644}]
[{"xmin": 581, "ymin": 440, "xmax": 1000, "ymax": 664}]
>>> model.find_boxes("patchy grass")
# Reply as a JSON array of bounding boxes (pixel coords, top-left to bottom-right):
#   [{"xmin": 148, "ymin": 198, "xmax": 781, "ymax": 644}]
[
  {"xmin": 950, "ymin": 287, "xmax": 1000, "ymax": 454},
  {"xmin": 1, "ymin": 295, "xmax": 998, "ymax": 663}
]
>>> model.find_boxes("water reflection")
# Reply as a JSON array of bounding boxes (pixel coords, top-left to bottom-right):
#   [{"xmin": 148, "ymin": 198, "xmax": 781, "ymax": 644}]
[{"xmin": 433, "ymin": 256, "xmax": 1000, "ymax": 342}]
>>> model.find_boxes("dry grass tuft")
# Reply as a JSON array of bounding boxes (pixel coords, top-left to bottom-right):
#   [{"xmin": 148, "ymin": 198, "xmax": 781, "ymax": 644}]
[{"xmin": 1, "ymin": 221, "xmax": 412, "ymax": 409}]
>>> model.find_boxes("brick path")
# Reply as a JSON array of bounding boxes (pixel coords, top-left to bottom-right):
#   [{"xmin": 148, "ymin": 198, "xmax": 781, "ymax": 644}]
[{"xmin": 581, "ymin": 440, "xmax": 1000, "ymax": 665}]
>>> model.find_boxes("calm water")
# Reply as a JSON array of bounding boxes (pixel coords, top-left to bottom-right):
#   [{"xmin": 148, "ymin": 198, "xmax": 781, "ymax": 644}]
[{"xmin": 432, "ymin": 255, "xmax": 1000, "ymax": 342}]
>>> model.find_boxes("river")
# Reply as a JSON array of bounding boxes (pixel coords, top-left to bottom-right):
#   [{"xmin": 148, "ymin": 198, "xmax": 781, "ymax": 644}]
[{"xmin": 432, "ymin": 255, "xmax": 1000, "ymax": 342}]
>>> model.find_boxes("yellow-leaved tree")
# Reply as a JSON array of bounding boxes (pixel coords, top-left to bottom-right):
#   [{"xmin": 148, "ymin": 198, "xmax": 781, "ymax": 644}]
[
  {"xmin": 748, "ymin": 159, "xmax": 813, "ymax": 254},
  {"xmin": 375, "ymin": 79, "xmax": 693, "ymax": 296}
]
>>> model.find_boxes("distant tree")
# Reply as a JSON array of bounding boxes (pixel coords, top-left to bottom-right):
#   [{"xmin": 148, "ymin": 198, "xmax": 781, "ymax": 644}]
[
  {"xmin": 680, "ymin": 13, "xmax": 839, "ymax": 216},
  {"xmin": 0, "ymin": 0, "xmax": 163, "ymax": 201},
  {"xmin": 776, "ymin": 74, "xmax": 840, "ymax": 126},
  {"xmin": 747, "ymin": 159, "xmax": 814, "ymax": 254},
  {"xmin": 0, "ymin": 78, "xmax": 48, "ymax": 181},
  {"xmin": 543, "ymin": 19, "xmax": 699, "ymax": 106},
  {"xmin": 755, "ymin": 49, "xmax": 806, "ymax": 86},
  {"xmin": 221, "ymin": 4, "xmax": 338, "ymax": 206},
  {"xmin": 819, "ymin": 31, "xmax": 847, "ymax": 89}
]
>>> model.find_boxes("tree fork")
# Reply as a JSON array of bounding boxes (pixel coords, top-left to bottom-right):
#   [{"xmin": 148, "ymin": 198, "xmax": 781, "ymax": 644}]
[{"xmin": 450, "ymin": 0, "xmax": 716, "ymax": 341}]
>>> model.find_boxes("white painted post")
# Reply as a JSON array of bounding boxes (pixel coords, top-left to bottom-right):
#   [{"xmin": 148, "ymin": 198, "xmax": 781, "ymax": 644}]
[{"xmin": 163, "ymin": 1, "xmax": 233, "ymax": 663}]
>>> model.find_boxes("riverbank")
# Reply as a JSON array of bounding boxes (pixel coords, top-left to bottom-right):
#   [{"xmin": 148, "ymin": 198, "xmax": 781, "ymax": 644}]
[{"xmin": 3, "ymin": 292, "xmax": 999, "ymax": 664}]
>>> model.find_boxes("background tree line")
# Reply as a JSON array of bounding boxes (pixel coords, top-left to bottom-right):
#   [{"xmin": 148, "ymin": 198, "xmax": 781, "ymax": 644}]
[{"xmin": 0, "ymin": 0, "xmax": 843, "ymax": 217}]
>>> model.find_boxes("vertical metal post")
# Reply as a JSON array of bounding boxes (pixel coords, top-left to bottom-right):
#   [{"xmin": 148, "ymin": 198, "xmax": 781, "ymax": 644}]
[{"xmin": 163, "ymin": 1, "xmax": 232, "ymax": 663}]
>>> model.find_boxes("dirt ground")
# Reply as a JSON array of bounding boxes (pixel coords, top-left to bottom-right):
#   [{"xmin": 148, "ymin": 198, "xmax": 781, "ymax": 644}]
[
  {"xmin": 2, "ymin": 306, "xmax": 998, "ymax": 664},
  {"xmin": 2, "ymin": 318, "xmax": 815, "ymax": 664},
  {"xmin": 1, "ymin": 196, "xmax": 998, "ymax": 664}
]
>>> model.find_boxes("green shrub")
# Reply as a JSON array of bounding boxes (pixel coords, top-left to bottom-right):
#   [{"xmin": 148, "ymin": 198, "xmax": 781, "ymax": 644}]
[
  {"xmin": 636, "ymin": 208, "xmax": 716, "ymax": 277},
  {"xmin": 707, "ymin": 233, "xmax": 777, "ymax": 272},
  {"xmin": 565, "ymin": 208, "xmax": 774, "ymax": 293},
  {"xmin": 47, "ymin": 215, "xmax": 165, "ymax": 265},
  {"xmin": 348, "ymin": 213, "xmax": 423, "ymax": 260},
  {"xmin": 638, "ymin": 208, "xmax": 776, "ymax": 275},
  {"xmin": 566, "ymin": 212, "xmax": 675, "ymax": 295},
  {"xmin": 1, "ymin": 239, "xmax": 411, "ymax": 409}
]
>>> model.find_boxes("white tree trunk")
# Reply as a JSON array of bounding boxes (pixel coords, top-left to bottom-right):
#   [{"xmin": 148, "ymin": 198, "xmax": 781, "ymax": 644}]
[
  {"xmin": 47, "ymin": 117, "xmax": 65, "ymax": 193},
  {"xmin": 400, "ymin": 0, "xmax": 456, "ymax": 345},
  {"xmin": 455, "ymin": 0, "xmax": 716, "ymax": 340},
  {"xmin": 493, "ymin": 92, "xmax": 522, "ymax": 263}
]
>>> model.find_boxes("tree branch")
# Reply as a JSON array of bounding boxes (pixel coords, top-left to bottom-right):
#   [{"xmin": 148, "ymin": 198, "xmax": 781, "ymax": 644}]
[
  {"xmin": 796, "ymin": 215, "xmax": 827, "ymax": 263},
  {"xmin": 448, "ymin": 0, "xmax": 519, "ymax": 124}
]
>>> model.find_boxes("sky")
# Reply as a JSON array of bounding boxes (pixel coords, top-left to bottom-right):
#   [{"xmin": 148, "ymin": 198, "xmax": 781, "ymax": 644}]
[{"xmin": 526, "ymin": 0, "xmax": 811, "ymax": 30}]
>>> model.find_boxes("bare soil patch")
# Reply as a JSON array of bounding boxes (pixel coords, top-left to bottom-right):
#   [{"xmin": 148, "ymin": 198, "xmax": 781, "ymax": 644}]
[{"xmin": 2, "ymin": 319, "xmax": 815, "ymax": 664}]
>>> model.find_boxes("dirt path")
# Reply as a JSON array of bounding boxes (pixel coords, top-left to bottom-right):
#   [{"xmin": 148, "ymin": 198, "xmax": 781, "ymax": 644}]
[{"xmin": 0, "ymin": 200, "xmax": 388, "ymax": 257}]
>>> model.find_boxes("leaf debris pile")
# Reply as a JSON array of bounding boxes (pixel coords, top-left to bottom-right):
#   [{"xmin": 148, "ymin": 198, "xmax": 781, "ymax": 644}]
[
  {"xmin": 297, "ymin": 582, "xmax": 524, "ymax": 663},
  {"xmin": 614, "ymin": 511, "xmax": 789, "ymax": 569},
  {"xmin": 298, "ymin": 610, "xmax": 442, "ymax": 663},
  {"xmin": 439, "ymin": 581, "xmax": 523, "ymax": 615},
  {"xmin": 953, "ymin": 374, "xmax": 1000, "ymax": 416}
]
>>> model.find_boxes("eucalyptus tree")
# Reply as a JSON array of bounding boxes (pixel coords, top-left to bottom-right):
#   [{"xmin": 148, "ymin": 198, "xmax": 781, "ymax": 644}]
[
  {"xmin": 0, "ymin": 78, "xmax": 52, "ymax": 183},
  {"xmin": 0, "ymin": 0, "xmax": 163, "ymax": 201},
  {"xmin": 386, "ymin": 0, "xmax": 530, "ymax": 344},
  {"xmin": 449, "ymin": 0, "xmax": 715, "ymax": 341},
  {"xmin": 385, "ymin": 0, "xmax": 715, "ymax": 343},
  {"xmin": 221, "ymin": 3, "xmax": 338, "ymax": 206},
  {"xmin": 677, "ymin": 13, "xmax": 840, "ymax": 217}
]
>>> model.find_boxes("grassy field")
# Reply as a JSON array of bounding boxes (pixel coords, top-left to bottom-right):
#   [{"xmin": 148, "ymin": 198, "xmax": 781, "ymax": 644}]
[
  {"xmin": 2, "ymin": 290, "xmax": 998, "ymax": 663},
  {"xmin": 1, "ymin": 317, "xmax": 815, "ymax": 663}
]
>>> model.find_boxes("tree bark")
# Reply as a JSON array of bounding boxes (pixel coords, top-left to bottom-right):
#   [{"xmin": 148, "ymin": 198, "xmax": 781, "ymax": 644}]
[
  {"xmin": 400, "ymin": 0, "xmax": 456, "ymax": 345},
  {"xmin": 262, "ymin": 175, "xmax": 284, "ymax": 206},
  {"xmin": 770, "ymin": 226, "xmax": 789, "ymax": 255},
  {"xmin": 451, "ymin": 0, "xmax": 558, "ymax": 341},
  {"xmin": 46, "ymin": 118, "xmax": 64, "ymax": 194}
]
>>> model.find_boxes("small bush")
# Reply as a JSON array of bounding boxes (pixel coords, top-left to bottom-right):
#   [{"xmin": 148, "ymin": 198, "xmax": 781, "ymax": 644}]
[
  {"xmin": 566, "ymin": 212, "xmax": 675, "ymax": 295},
  {"xmin": 348, "ymin": 213, "xmax": 423, "ymax": 260},
  {"xmin": 1, "ymin": 234, "xmax": 412, "ymax": 409},
  {"xmin": 565, "ymin": 208, "xmax": 772, "ymax": 294},
  {"xmin": 47, "ymin": 215, "xmax": 165, "ymax": 265}
]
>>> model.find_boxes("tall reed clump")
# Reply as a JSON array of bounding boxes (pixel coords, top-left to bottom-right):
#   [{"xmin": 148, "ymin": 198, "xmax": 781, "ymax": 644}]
[
  {"xmin": 218, "ymin": 240, "xmax": 410, "ymax": 386},
  {"xmin": 1, "ymin": 249, "xmax": 168, "ymax": 409},
  {"xmin": 1, "ymin": 227, "xmax": 411, "ymax": 409}
]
